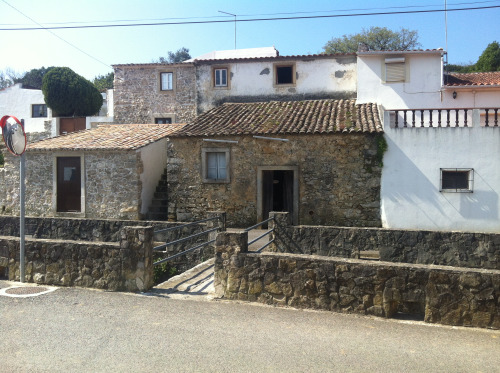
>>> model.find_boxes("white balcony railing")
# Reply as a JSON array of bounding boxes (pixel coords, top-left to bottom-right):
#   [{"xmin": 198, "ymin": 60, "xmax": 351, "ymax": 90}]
[{"xmin": 389, "ymin": 108, "xmax": 499, "ymax": 128}]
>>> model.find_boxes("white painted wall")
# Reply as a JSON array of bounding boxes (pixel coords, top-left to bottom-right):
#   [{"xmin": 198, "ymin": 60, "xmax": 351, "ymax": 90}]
[
  {"xmin": 381, "ymin": 116, "xmax": 500, "ymax": 233},
  {"xmin": 357, "ymin": 51, "xmax": 500, "ymax": 232},
  {"xmin": 0, "ymin": 83, "xmax": 52, "ymax": 133},
  {"xmin": 197, "ymin": 57, "xmax": 357, "ymax": 112},
  {"xmin": 138, "ymin": 138, "xmax": 168, "ymax": 215}
]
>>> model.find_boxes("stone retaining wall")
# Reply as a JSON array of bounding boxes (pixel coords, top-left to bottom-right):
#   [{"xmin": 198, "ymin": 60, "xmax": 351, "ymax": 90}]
[
  {"xmin": 0, "ymin": 214, "xmax": 223, "ymax": 275},
  {"xmin": 270, "ymin": 212, "xmax": 500, "ymax": 270},
  {"xmin": 214, "ymin": 231, "xmax": 500, "ymax": 329},
  {"xmin": 0, "ymin": 226, "xmax": 154, "ymax": 292}
]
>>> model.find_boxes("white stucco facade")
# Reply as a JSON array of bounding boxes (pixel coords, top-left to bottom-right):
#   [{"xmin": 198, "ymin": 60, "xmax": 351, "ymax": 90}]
[
  {"xmin": 0, "ymin": 83, "xmax": 53, "ymax": 133},
  {"xmin": 358, "ymin": 50, "xmax": 500, "ymax": 233},
  {"xmin": 196, "ymin": 56, "xmax": 357, "ymax": 113}
]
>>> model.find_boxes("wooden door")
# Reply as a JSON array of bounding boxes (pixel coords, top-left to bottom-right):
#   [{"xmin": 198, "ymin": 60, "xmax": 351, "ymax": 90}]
[
  {"xmin": 59, "ymin": 117, "xmax": 86, "ymax": 135},
  {"xmin": 57, "ymin": 157, "xmax": 81, "ymax": 212}
]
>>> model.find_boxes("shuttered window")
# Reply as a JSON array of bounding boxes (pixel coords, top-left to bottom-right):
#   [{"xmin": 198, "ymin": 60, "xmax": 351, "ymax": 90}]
[
  {"xmin": 385, "ymin": 58, "xmax": 406, "ymax": 83},
  {"xmin": 160, "ymin": 72, "xmax": 173, "ymax": 91}
]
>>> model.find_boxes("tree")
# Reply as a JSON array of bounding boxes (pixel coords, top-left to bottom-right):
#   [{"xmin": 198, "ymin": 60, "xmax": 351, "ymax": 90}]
[
  {"xmin": 18, "ymin": 67, "xmax": 55, "ymax": 89},
  {"xmin": 323, "ymin": 27, "xmax": 421, "ymax": 54},
  {"xmin": 0, "ymin": 71, "xmax": 13, "ymax": 89},
  {"xmin": 446, "ymin": 63, "xmax": 475, "ymax": 73},
  {"xmin": 155, "ymin": 47, "xmax": 191, "ymax": 63},
  {"xmin": 93, "ymin": 72, "xmax": 114, "ymax": 92},
  {"xmin": 42, "ymin": 67, "xmax": 103, "ymax": 117},
  {"xmin": 474, "ymin": 41, "xmax": 500, "ymax": 72}
]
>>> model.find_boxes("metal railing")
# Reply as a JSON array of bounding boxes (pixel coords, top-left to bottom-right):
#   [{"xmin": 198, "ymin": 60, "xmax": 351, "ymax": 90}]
[
  {"xmin": 245, "ymin": 216, "xmax": 275, "ymax": 253},
  {"xmin": 153, "ymin": 215, "xmax": 221, "ymax": 266}
]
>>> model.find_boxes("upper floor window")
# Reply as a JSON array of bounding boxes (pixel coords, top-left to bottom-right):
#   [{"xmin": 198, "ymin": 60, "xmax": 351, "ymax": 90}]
[
  {"xmin": 160, "ymin": 72, "xmax": 173, "ymax": 91},
  {"xmin": 32, "ymin": 104, "xmax": 47, "ymax": 118},
  {"xmin": 155, "ymin": 117, "xmax": 172, "ymax": 124},
  {"xmin": 385, "ymin": 57, "xmax": 406, "ymax": 83},
  {"xmin": 214, "ymin": 68, "xmax": 228, "ymax": 87},
  {"xmin": 274, "ymin": 64, "xmax": 296, "ymax": 86}
]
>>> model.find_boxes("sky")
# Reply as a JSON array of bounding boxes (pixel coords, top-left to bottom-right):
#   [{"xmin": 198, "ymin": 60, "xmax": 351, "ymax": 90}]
[{"xmin": 0, "ymin": 0, "xmax": 499, "ymax": 81}]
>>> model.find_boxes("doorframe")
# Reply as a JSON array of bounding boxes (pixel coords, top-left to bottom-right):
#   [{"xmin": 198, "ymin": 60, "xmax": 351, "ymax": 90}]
[
  {"xmin": 52, "ymin": 152, "xmax": 86, "ymax": 217},
  {"xmin": 257, "ymin": 165, "xmax": 299, "ymax": 225}
]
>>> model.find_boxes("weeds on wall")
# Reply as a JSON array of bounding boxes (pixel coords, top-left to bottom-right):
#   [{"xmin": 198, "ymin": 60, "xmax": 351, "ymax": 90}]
[{"xmin": 375, "ymin": 134, "xmax": 388, "ymax": 167}]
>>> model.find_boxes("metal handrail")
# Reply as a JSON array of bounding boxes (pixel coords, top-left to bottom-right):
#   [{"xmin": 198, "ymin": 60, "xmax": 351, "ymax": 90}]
[
  {"xmin": 154, "ymin": 216, "xmax": 220, "ymax": 234},
  {"xmin": 244, "ymin": 217, "xmax": 274, "ymax": 232},
  {"xmin": 153, "ymin": 227, "xmax": 219, "ymax": 251},
  {"xmin": 248, "ymin": 228, "xmax": 274, "ymax": 246},
  {"xmin": 253, "ymin": 239, "xmax": 274, "ymax": 253},
  {"xmin": 154, "ymin": 239, "xmax": 216, "ymax": 266}
]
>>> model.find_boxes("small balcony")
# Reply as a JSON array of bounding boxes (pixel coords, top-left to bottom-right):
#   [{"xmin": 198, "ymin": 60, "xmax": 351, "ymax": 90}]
[{"xmin": 389, "ymin": 108, "xmax": 500, "ymax": 128}]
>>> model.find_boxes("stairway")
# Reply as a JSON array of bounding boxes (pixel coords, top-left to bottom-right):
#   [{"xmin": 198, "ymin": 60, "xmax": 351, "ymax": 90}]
[{"xmin": 147, "ymin": 169, "xmax": 169, "ymax": 221}]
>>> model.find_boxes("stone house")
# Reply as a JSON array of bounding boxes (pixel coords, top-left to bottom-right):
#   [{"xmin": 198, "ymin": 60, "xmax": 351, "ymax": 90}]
[
  {"xmin": 112, "ymin": 62, "xmax": 196, "ymax": 124},
  {"xmin": 0, "ymin": 123, "xmax": 183, "ymax": 220},
  {"xmin": 167, "ymin": 98, "xmax": 383, "ymax": 227},
  {"xmin": 111, "ymin": 47, "xmax": 357, "ymax": 123},
  {"xmin": 357, "ymin": 49, "xmax": 500, "ymax": 233}
]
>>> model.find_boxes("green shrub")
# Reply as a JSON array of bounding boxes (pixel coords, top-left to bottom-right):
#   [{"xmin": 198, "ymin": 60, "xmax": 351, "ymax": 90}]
[
  {"xmin": 42, "ymin": 67, "xmax": 103, "ymax": 117},
  {"xmin": 153, "ymin": 262, "xmax": 178, "ymax": 284}
]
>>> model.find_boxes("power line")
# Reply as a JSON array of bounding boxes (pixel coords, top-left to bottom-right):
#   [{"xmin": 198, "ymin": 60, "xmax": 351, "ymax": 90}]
[
  {"xmin": 0, "ymin": 0, "xmax": 498, "ymax": 26},
  {"xmin": 0, "ymin": 0, "xmax": 112, "ymax": 70},
  {"xmin": 0, "ymin": 5, "xmax": 498, "ymax": 31}
]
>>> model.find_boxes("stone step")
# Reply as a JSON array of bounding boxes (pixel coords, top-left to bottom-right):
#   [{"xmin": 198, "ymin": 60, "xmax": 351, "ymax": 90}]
[
  {"xmin": 359, "ymin": 250, "xmax": 380, "ymax": 260},
  {"xmin": 147, "ymin": 212, "xmax": 169, "ymax": 221},
  {"xmin": 154, "ymin": 191, "xmax": 168, "ymax": 199},
  {"xmin": 149, "ymin": 204, "xmax": 168, "ymax": 214}
]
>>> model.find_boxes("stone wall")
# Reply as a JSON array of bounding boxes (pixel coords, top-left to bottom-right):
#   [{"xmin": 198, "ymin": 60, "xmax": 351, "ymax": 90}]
[
  {"xmin": 270, "ymin": 212, "xmax": 500, "ymax": 270},
  {"xmin": 0, "ymin": 214, "xmax": 223, "ymax": 275},
  {"xmin": 214, "ymin": 231, "xmax": 500, "ymax": 329},
  {"xmin": 168, "ymin": 133, "xmax": 382, "ymax": 228},
  {"xmin": 0, "ymin": 226, "xmax": 154, "ymax": 292},
  {"xmin": 113, "ymin": 64, "xmax": 197, "ymax": 124}
]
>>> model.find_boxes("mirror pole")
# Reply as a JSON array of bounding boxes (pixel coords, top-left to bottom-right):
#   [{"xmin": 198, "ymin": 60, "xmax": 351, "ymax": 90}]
[{"xmin": 19, "ymin": 119, "xmax": 25, "ymax": 283}]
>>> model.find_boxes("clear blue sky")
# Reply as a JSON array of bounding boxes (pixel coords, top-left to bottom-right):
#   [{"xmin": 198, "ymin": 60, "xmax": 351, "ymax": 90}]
[{"xmin": 1, "ymin": 0, "xmax": 499, "ymax": 80}]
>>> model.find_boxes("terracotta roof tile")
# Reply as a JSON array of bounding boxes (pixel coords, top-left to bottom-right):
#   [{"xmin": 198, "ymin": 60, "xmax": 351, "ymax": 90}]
[
  {"xmin": 445, "ymin": 72, "xmax": 500, "ymax": 86},
  {"xmin": 172, "ymin": 99, "xmax": 382, "ymax": 137},
  {"xmin": 28, "ymin": 124, "xmax": 185, "ymax": 151}
]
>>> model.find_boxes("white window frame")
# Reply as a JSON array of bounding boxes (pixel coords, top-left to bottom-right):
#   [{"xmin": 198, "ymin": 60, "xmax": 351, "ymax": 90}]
[
  {"xmin": 160, "ymin": 72, "xmax": 173, "ymax": 91},
  {"xmin": 201, "ymin": 148, "xmax": 230, "ymax": 183},
  {"xmin": 32, "ymin": 104, "xmax": 48, "ymax": 118},
  {"xmin": 440, "ymin": 168, "xmax": 474, "ymax": 193}
]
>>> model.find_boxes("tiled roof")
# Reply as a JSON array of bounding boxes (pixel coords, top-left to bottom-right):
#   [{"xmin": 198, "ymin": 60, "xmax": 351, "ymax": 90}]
[
  {"xmin": 445, "ymin": 72, "xmax": 500, "ymax": 86},
  {"xmin": 358, "ymin": 48, "xmax": 444, "ymax": 55},
  {"xmin": 171, "ymin": 99, "xmax": 382, "ymax": 137},
  {"xmin": 28, "ymin": 124, "xmax": 185, "ymax": 151},
  {"xmin": 190, "ymin": 52, "xmax": 356, "ymax": 64}
]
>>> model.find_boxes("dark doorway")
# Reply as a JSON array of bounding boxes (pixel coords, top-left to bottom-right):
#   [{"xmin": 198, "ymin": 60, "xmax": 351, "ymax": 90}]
[
  {"xmin": 262, "ymin": 170, "xmax": 294, "ymax": 222},
  {"xmin": 59, "ymin": 117, "xmax": 86, "ymax": 135},
  {"xmin": 57, "ymin": 157, "xmax": 81, "ymax": 212}
]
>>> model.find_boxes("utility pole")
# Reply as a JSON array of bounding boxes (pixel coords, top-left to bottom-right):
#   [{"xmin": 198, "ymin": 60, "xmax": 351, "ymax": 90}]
[{"xmin": 219, "ymin": 10, "xmax": 237, "ymax": 49}]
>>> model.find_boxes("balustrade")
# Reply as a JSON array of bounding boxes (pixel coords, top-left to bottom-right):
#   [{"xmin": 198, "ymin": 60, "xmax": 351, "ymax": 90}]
[{"xmin": 390, "ymin": 108, "xmax": 499, "ymax": 128}]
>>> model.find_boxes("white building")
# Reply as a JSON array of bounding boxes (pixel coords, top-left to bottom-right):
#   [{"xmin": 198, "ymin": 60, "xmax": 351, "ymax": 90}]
[
  {"xmin": 358, "ymin": 49, "xmax": 500, "ymax": 233},
  {"xmin": 192, "ymin": 49, "xmax": 357, "ymax": 113},
  {"xmin": 0, "ymin": 83, "xmax": 53, "ymax": 136}
]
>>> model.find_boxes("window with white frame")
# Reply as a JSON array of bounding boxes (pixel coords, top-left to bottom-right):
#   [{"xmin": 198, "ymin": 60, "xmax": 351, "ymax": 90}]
[
  {"xmin": 202, "ymin": 148, "xmax": 230, "ymax": 183},
  {"xmin": 160, "ymin": 72, "xmax": 173, "ymax": 91},
  {"xmin": 214, "ymin": 68, "xmax": 228, "ymax": 87},
  {"xmin": 384, "ymin": 57, "xmax": 406, "ymax": 83},
  {"xmin": 440, "ymin": 168, "xmax": 473, "ymax": 192}
]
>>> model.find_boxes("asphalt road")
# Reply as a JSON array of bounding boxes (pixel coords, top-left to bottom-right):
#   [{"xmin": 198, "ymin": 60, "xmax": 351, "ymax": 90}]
[{"xmin": 1, "ymin": 280, "xmax": 499, "ymax": 373}]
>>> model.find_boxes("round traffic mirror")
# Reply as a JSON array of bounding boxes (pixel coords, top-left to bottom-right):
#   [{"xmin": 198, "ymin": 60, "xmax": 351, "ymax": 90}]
[{"xmin": 0, "ymin": 115, "xmax": 27, "ymax": 156}]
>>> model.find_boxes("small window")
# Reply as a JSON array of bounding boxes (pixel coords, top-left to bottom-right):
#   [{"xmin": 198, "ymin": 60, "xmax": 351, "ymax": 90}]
[
  {"xmin": 155, "ymin": 118, "xmax": 172, "ymax": 124},
  {"xmin": 160, "ymin": 72, "xmax": 173, "ymax": 91},
  {"xmin": 385, "ymin": 57, "xmax": 406, "ymax": 83},
  {"xmin": 32, "ymin": 104, "xmax": 47, "ymax": 118},
  {"xmin": 214, "ymin": 68, "xmax": 228, "ymax": 87},
  {"xmin": 275, "ymin": 65, "xmax": 295, "ymax": 85},
  {"xmin": 440, "ymin": 168, "xmax": 473, "ymax": 192},
  {"xmin": 202, "ymin": 148, "xmax": 230, "ymax": 183}
]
